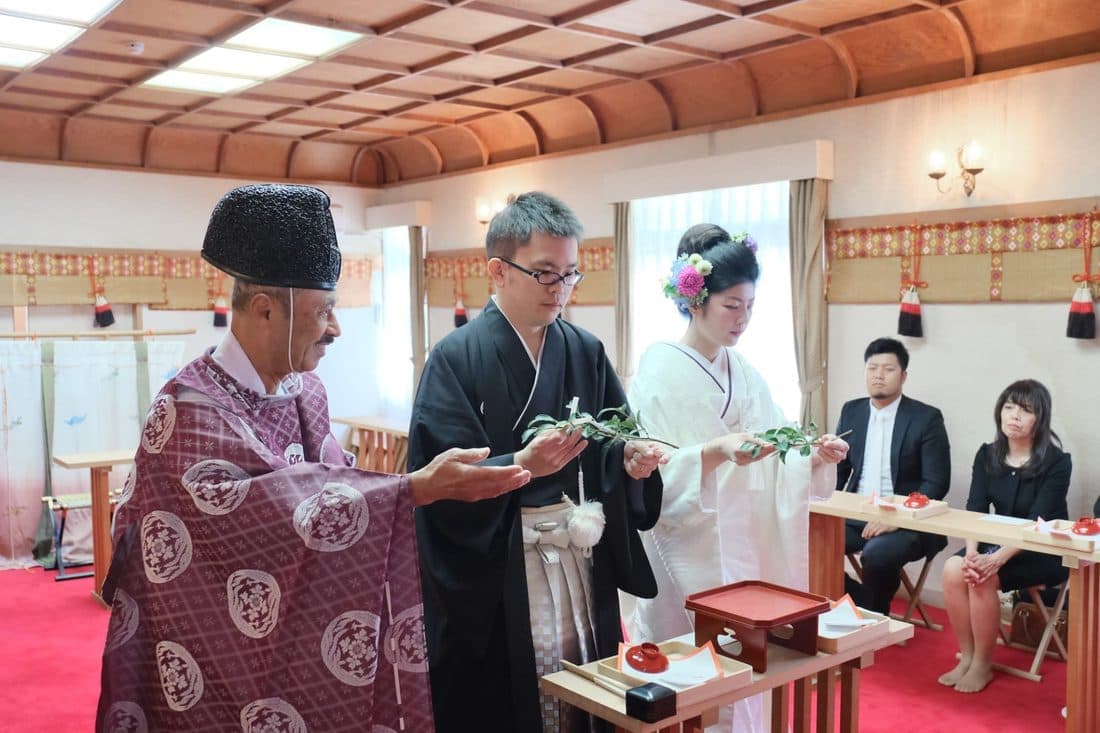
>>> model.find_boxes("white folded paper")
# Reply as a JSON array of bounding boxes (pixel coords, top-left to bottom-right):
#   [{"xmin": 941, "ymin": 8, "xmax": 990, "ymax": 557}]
[{"xmin": 617, "ymin": 644, "xmax": 722, "ymax": 690}]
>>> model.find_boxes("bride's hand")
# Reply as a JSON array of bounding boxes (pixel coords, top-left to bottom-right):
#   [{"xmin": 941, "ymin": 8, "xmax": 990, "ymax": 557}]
[
  {"xmin": 814, "ymin": 435, "xmax": 849, "ymax": 465},
  {"xmin": 710, "ymin": 432, "xmax": 775, "ymax": 466}
]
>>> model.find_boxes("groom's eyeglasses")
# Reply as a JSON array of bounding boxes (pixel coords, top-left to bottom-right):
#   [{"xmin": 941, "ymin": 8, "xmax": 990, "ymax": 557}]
[{"xmin": 497, "ymin": 257, "xmax": 585, "ymax": 287}]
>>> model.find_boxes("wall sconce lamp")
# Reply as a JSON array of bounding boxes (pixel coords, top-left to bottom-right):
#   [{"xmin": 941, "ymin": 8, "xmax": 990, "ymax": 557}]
[
  {"xmin": 928, "ymin": 141, "xmax": 984, "ymax": 196},
  {"xmin": 476, "ymin": 197, "xmax": 508, "ymax": 224}
]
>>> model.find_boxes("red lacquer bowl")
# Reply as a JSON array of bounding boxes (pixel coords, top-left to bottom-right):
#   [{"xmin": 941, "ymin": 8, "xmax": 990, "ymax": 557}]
[
  {"xmin": 625, "ymin": 642, "xmax": 669, "ymax": 674},
  {"xmin": 1071, "ymin": 517, "xmax": 1100, "ymax": 536},
  {"xmin": 903, "ymin": 492, "xmax": 930, "ymax": 509}
]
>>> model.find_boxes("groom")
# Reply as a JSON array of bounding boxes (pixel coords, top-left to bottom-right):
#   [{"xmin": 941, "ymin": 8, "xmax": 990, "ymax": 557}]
[{"xmin": 408, "ymin": 191, "xmax": 667, "ymax": 732}]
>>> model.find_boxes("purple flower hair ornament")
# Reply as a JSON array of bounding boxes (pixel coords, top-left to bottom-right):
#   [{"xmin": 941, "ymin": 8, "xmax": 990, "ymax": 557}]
[{"xmin": 731, "ymin": 231, "xmax": 758, "ymax": 253}]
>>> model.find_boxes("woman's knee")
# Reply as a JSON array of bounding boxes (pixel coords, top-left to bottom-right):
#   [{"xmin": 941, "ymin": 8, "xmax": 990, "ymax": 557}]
[{"xmin": 942, "ymin": 556, "xmax": 966, "ymax": 589}]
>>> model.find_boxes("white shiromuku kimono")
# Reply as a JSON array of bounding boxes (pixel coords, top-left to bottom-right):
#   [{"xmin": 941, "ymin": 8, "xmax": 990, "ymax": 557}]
[{"xmin": 627, "ymin": 342, "xmax": 836, "ymax": 733}]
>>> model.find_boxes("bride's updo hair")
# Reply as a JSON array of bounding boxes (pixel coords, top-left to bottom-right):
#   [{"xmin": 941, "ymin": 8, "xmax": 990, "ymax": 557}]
[{"xmin": 674, "ymin": 223, "xmax": 760, "ymax": 316}]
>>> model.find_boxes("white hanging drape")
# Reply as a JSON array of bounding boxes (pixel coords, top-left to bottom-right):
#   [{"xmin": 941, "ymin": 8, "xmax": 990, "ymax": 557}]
[
  {"xmin": 49, "ymin": 341, "xmax": 142, "ymax": 564},
  {"xmin": 0, "ymin": 341, "xmax": 47, "ymax": 568}
]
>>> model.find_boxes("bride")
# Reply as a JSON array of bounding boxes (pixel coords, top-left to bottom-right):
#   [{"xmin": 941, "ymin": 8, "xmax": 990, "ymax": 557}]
[{"xmin": 627, "ymin": 223, "xmax": 848, "ymax": 732}]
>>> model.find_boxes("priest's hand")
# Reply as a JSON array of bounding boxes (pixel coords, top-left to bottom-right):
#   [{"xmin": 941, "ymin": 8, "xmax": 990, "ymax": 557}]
[
  {"xmin": 623, "ymin": 440, "xmax": 669, "ymax": 480},
  {"xmin": 515, "ymin": 428, "xmax": 588, "ymax": 478},
  {"xmin": 409, "ymin": 447, "xmax": 531, "ymax": 506}
]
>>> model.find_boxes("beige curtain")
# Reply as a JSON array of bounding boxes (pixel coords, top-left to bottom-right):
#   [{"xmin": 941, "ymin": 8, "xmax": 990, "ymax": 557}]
[
  {"xmin": 409, "ymin": 225, "xmax": 429, "ymax": 391},
  {"xmin": 612, "ymin": 201, "xmax": 632, "ymax": 383},
  {"xmin": 789, "ymin": 179, "xmax": 829, "ymax": 429}
]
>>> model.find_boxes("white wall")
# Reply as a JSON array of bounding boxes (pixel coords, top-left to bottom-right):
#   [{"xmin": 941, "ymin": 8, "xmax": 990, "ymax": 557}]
[
  {"xmin": 0, "ymin": 161, "xmax": 379, "ymax": 250},
  {"xmin": 383, "ymin": 61, "xmax": 1100, "ymax": 599}
]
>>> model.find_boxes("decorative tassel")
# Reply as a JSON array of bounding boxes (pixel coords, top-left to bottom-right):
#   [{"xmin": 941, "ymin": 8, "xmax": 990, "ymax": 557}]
[
  {"xmin": 93, "ymin": 294, "xmax": 115, "ymax": 328},
  {"xmin": 564, "ymin": 467, "xmax": 605, "ymax": 556},
  {"xmin": 213, "ymin": 296, "xmax": 228, "ymax": 328},
  {"xmin": 897, "ymin": 286, "xmax": 923, "ymax": 337},
  {"xmin": 454, "ymin": 263, "xmax": 468, "ymax": 328},
  {"xmin": 1067, "ymin": 283, "xmax": 1095, "ymax": 339}
]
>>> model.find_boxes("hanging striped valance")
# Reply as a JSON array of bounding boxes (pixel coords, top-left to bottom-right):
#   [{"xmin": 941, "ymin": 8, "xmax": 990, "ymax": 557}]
[
  {"xmin": 425, "ymin": 238, "xmax": 615, "ymax": 308},
  {"xmin": 0, "ymin": 250, "xmax": 373, "ymax": 309},
  {"xmin": 827, "ymin": 212, "xmax": 1099, "ymax": 303}
]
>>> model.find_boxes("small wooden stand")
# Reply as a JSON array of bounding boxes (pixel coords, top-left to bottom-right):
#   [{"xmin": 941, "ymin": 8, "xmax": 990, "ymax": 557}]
[{"xmin": 686, "ymin": 581, "xmax": 830, "ymax": 673}]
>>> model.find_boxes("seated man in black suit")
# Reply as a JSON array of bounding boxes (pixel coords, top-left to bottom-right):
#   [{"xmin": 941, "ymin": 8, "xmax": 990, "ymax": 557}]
[{"xmin": 835, "ymin": 337, "xmax": 951, "ymax": 614}]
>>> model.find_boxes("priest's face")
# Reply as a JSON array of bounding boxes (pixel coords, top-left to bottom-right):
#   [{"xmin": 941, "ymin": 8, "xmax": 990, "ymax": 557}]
[
  {"xmin": 491, "ymin": 232, "xmax": 580, "ymax": 329},
  {"xmin": 692, "ymin": 282, "xmax": 755, "ymax": 348},
  {"xmin": 864, "ymin": 353, "xmax": 906, "ymax": 402},
  {"xmin": 284, "ymin": 288, "xmax": 341, "ymax": 373}
]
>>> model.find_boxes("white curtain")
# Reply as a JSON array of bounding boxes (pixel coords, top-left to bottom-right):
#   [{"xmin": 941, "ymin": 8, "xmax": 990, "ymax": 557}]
[
  {"xmin": 0, "ymin": 341, "xmax": 47, "ymax": 568},
  {"xmin": 629, "ymin": 181, "xmax": 800, "ymax": 421},
  {"xmin": 378, "ymin": 226, "xmax": 414, "ymax": 417},
  {"xmin": 143, "ymin": 340, "xmax": 186, "ymax": 409},
  {"xmin": 49, "ymin": 342, "xmax": 142, "ymax": 564}
]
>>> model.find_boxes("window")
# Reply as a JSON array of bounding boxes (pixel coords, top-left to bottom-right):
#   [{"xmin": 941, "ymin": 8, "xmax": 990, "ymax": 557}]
[
  {"xmin": 629, "ymin": 181, "xmax": 800, "ymax": 421},
  {"xmin": 378, "ymin": 227, "xmax": 414, "ymax": 415}
]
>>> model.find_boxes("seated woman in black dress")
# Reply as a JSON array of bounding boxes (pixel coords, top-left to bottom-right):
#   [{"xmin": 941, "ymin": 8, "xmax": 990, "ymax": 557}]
[{"xmin": 938, "ymin": 379, "xmax": 1071, "ymax": 693}]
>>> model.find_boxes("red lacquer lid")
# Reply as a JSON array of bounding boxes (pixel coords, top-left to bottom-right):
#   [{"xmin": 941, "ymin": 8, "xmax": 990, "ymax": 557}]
[
  {"xmin": 1071, "ymin": 517, "xmax": 1100, "ymax": 536},
  {"xmin": 903, "ymin": 492, "xmax": 930, "ymax": 509},
  {"xmin": 625, "ymin": 643, "xmax": 669, "ymax": 673}
]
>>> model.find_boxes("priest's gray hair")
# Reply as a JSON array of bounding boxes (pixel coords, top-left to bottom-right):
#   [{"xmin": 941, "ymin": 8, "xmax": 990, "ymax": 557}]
[
  {"xmin": 485, "ymin": 191, "xmax": 584, "ymax": 258},
  {"xmin": 231, "ymin": 280, "xmax": 292, "ymax": 314}
]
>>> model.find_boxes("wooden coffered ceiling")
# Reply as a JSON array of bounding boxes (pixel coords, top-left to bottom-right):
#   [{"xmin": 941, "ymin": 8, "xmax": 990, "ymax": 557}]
[{"xmin": 0, "ymin": 0, "xmax": 1098, "ymax": 186}]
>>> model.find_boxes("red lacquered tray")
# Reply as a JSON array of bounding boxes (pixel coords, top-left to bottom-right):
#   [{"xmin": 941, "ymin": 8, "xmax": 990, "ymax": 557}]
[{"xmin": 686, "ymin": 580, "xmax": 830, "ymax": 672}]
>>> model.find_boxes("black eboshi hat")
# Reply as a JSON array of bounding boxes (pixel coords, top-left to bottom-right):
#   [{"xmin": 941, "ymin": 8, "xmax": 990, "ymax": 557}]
[{"xmin": 201, "ymin": 184, "xmax": 341, "ymax": 290}]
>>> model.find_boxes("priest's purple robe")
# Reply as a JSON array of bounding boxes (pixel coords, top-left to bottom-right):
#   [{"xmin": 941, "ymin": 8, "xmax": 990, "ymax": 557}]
[{"xmin": 97, "ymin": 355, "xmax": 432, "ymax": 733}]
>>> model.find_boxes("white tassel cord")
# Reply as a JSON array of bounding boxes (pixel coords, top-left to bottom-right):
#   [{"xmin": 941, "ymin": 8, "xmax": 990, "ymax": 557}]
[{"xmin": 564, "ymin": 467, "xmax": 605, "ymax": 556}]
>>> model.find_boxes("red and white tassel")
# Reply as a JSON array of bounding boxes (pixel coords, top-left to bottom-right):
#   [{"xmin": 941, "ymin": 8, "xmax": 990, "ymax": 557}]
[
  {"xmin": 93, "ymin": 293, "xmax": 115, "ymax": 328},
  {"xmin": 453, "ymin": 298, "xmax": 468, "ymax": 328},
  {"xmin": 897, "ymin": 286, "xmax": 923, "ymax": 338},
  {"xmin": 1067, "ymin": 283, "xmax": 1095, "ymax": 339}
]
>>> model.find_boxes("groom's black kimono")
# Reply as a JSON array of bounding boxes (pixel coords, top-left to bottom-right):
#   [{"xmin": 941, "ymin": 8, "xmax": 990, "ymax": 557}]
[{"xmin": 407, "ymin": 299, "xmax": 662, "ymax": 732}]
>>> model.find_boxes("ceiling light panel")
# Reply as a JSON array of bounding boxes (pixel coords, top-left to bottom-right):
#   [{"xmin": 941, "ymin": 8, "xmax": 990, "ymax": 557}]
[
  {"xmin": 180, "ymin": 47, "xmax": 309, "ymax": 80},
  {"xmin": 0, "ymin": 0, "xmax": 118, "ymax": 24},
  {"xmin": 143, "ymin": 69, "xmax": 258, "ymax": 95},
  {"xmin": 226, "ymin": 18, "xmax": 362, "ymax": 58},
  {"xmin": 0, "ymin": 15, "xmax": 83, "ymax": 51},
  {"xmin": 0, "ymin": 45, "xmax": 44, "ymax": 68}
]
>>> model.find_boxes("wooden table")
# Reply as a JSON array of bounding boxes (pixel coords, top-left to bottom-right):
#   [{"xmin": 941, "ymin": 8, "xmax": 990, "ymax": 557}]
[
  {"xmin": 809, "ymin": 491, "xmax": 1100, "ymax": 732},
  {"xmin": 52, "ymin": 449, "xmax": 134, "ymax": 604},
  {"xmin": 332, "ymin": 415, "xmax": 409, "ymax": 474},
  {"xmin": 541, "ymin": 622, "xmax": 913, "ymax": 732}
]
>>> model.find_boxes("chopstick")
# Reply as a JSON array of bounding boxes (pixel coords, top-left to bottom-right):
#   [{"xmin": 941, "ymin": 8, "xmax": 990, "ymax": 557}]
[
  {"xmin": 812, "ymin": 428, "xmax": 853, "ymax": 447},
  {"xmin": 561, "ymin": 660, "xmax": 631, "ymax": 696}
]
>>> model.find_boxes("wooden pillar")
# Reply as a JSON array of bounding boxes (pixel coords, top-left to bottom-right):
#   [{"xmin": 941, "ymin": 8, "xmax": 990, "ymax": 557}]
[
  {"xmin": 1066, "ymin": 560, "xmax": 1099, "ymax": 733},
  {"xmin": 839, "ymin": 660, "xmax": 861, "ymax": 733},
  {"xmin": 816, "ymin": 668, "xmax": 836, "ymax": 732},
  {"xmin": 809, "ymin": 512, "xmax": 845, "ymax": 599},
  {"xmin": 90, "ymin": 466, "xmax": 113, "ymax": 604}
]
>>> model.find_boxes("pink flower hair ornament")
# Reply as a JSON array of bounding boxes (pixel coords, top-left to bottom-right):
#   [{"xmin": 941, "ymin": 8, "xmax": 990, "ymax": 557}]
[
  {"xmin": 662, "ymin": 232, "xmax": 757, "ymax": 309},
  {"xmin": 662, "ymin": 253, "xmax": 712, "ymax": 308}
]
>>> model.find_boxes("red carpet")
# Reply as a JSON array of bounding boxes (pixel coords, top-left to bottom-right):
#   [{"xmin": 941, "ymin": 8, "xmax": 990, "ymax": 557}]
[
  {"xmin": 846, "ymin": 602, "xmax": 1065, "ymax": 733},
  {"xmin": 0, "ymin": 567, "xmax": 109, "ymax": 733},
  {"xmin": 0, "ymin": 568, "xmax": 1065, "ymax": 732}
]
